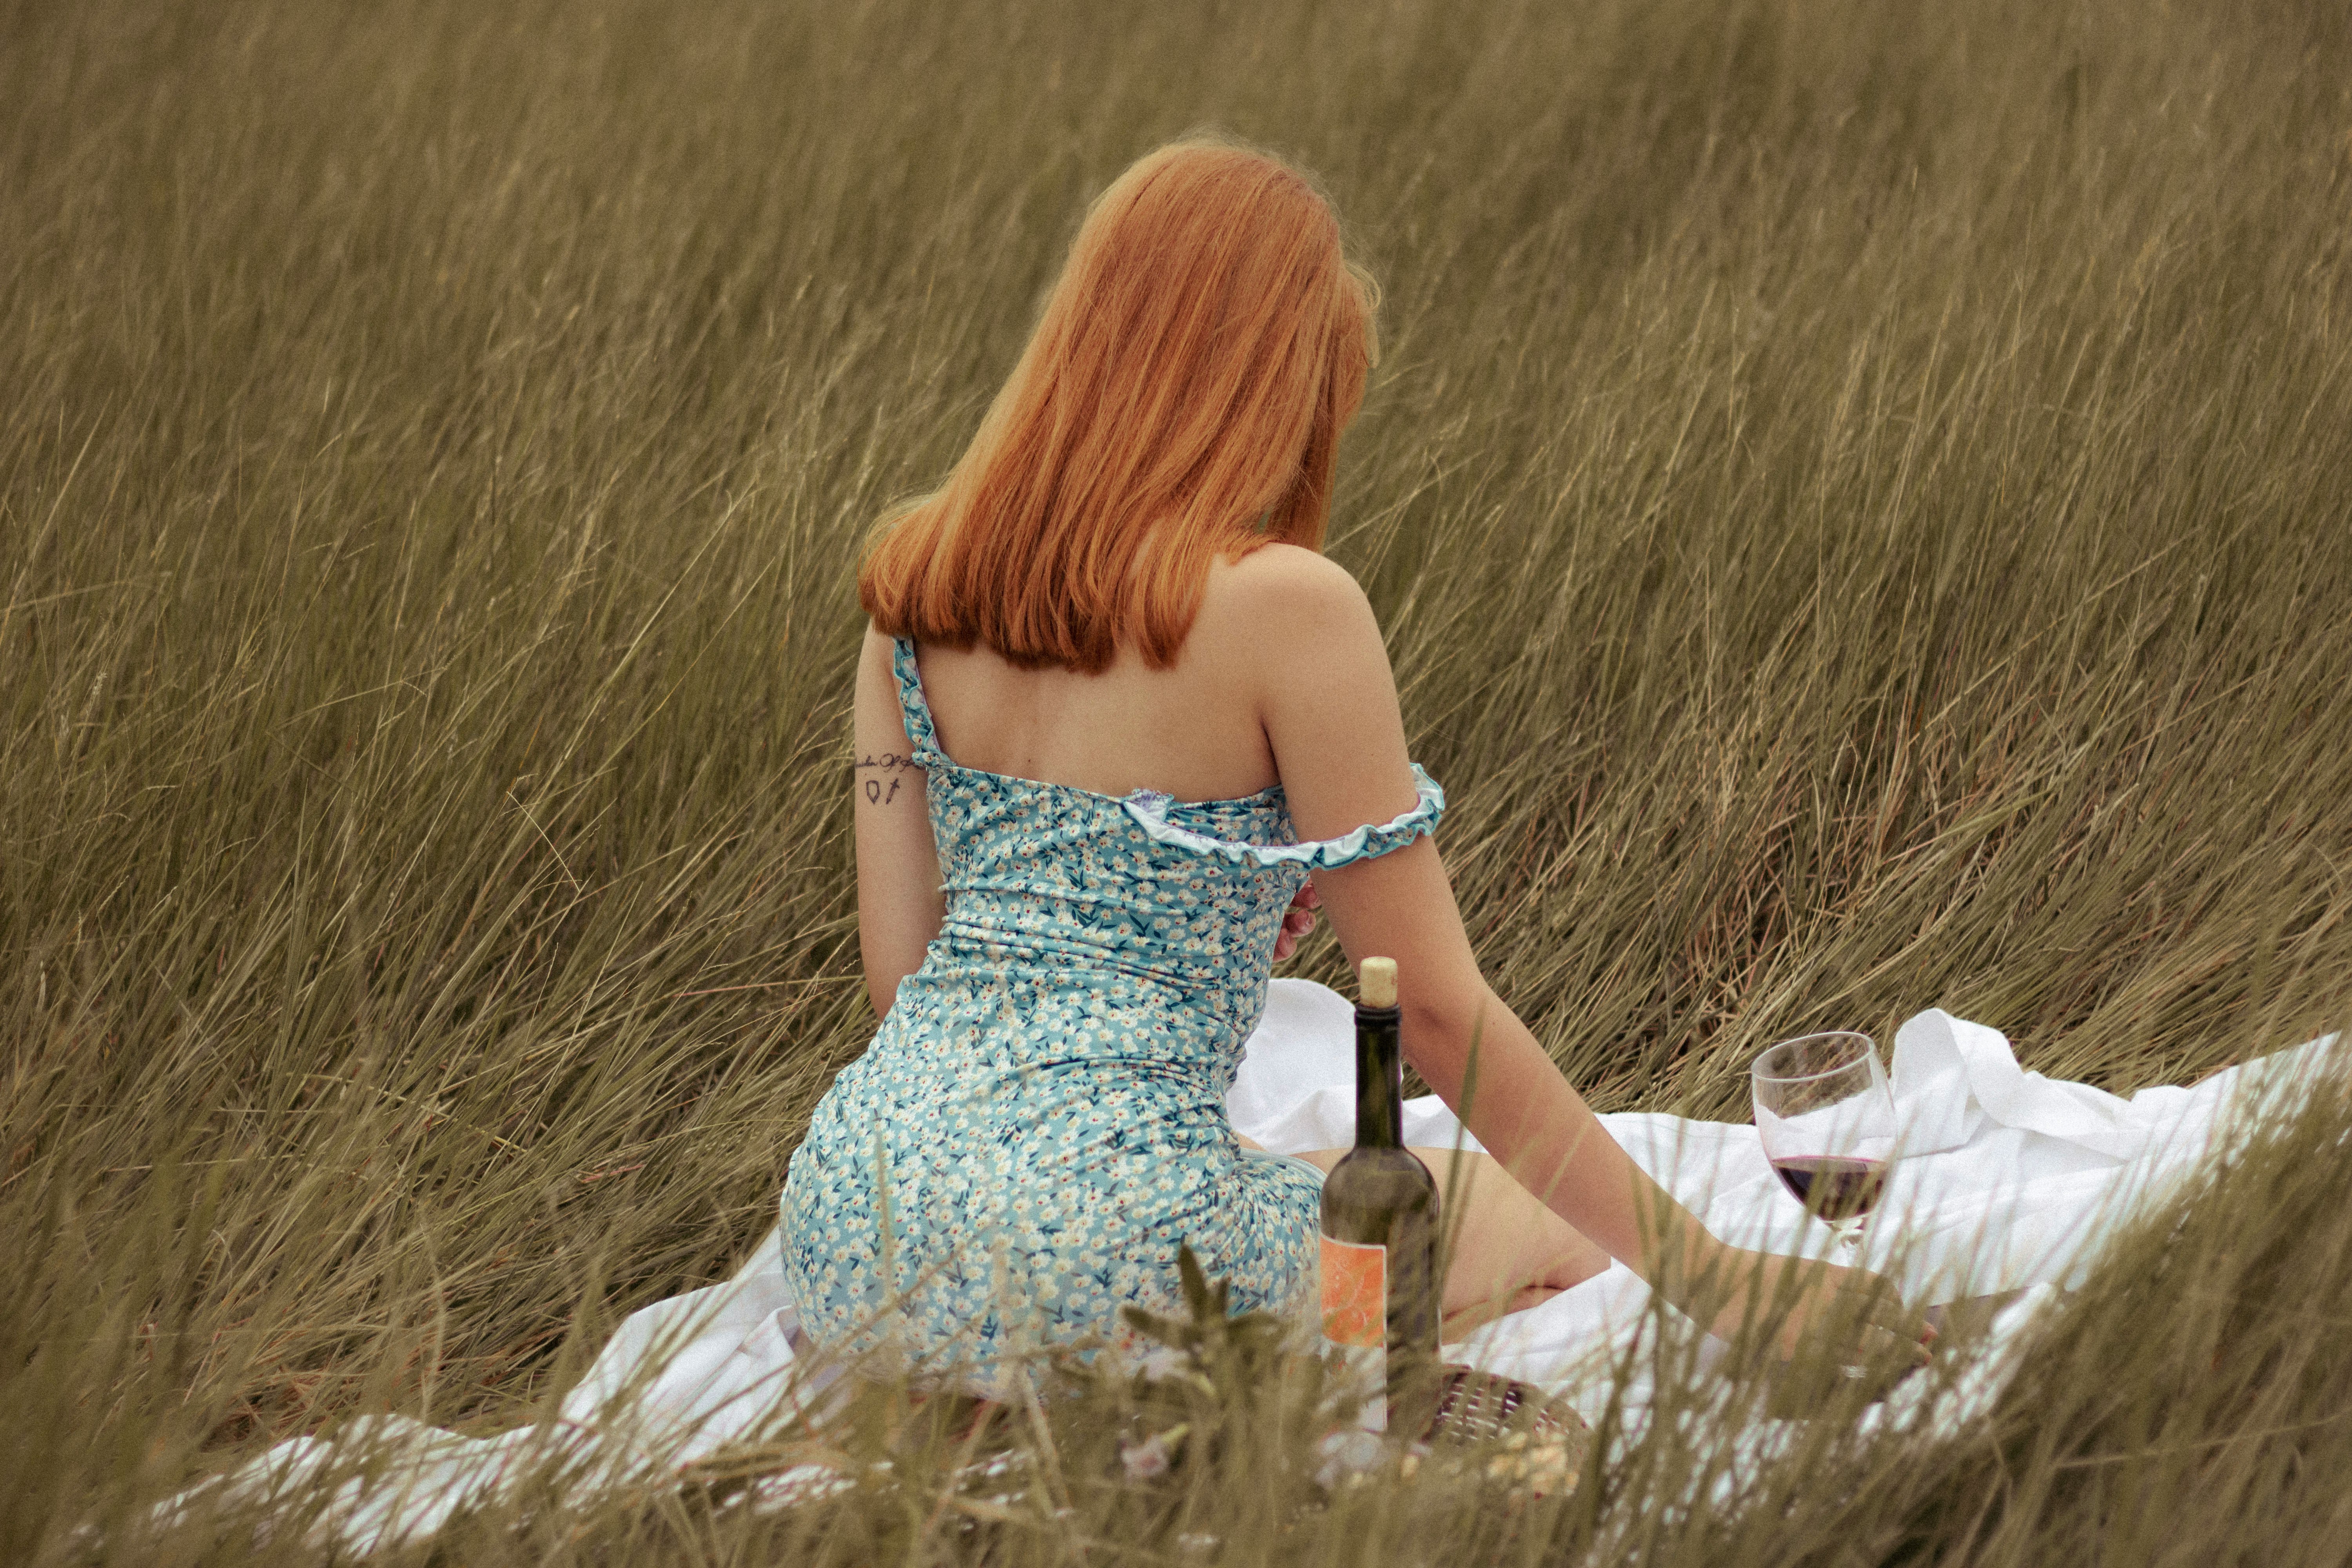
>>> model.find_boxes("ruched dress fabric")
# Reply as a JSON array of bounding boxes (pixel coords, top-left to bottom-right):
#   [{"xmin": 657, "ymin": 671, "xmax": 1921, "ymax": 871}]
[{"xmin": 777, "ymin": 638, "xmax": 1446, "ymax": 1378}]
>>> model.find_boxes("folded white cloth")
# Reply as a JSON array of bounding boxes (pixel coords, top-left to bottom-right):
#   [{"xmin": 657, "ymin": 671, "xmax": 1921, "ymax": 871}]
[{"xmin": 169, "ymin": 978, "xmax": 2341, "ymax": 1548}]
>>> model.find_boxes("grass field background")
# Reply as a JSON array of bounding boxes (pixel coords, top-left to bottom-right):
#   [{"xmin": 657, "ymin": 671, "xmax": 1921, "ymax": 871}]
[{"xmin": 4, "ymin": 0, "xmax": 2350, "ymax": 1561}]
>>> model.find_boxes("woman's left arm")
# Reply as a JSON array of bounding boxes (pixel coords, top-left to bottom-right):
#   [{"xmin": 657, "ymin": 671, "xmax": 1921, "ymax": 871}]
[
  {"xmin": 1251, "ymin": 556, "xmax": 1927, "ymax": 1360},
  {"xmin": 853, "ymin": 624, "xmax": 946, "ymax": 1019}
]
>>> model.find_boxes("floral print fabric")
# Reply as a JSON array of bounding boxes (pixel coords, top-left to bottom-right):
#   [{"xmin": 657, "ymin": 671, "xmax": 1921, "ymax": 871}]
[{"xmin": 777, "ymin": 638, "xmax": 1445, "ymax": 1379}]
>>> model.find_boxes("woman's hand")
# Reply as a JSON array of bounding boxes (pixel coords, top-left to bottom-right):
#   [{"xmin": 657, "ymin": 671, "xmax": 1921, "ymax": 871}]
[
  {"xmin": 1271, "ymin": 882, "xmax": 1320, "ymax": 961},
  {"xmin": 1700, "ymin": 1247, "xmax": 1936, "ymax": 1410},
  {"xmin": 1709, "ymin": 1247, "xmax": 1933, "ymax": 1356}
]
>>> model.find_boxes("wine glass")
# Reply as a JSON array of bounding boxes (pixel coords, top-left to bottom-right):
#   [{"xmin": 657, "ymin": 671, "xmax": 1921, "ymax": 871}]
[{"xmin": 1751, "ymin": 1032, "xmax": 1897, "ymax": 1252}]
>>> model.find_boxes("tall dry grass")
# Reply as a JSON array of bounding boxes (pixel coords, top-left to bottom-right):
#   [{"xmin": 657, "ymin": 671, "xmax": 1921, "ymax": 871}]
[{"xmin": 3, "ymin": 0, "xmax": 2348, "ymax": 1561}]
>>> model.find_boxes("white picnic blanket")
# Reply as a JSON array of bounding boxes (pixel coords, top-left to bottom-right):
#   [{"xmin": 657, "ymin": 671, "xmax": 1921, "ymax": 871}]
[
  {"xmin": 1234, "ymin": 982, "xmax": 2339, "ymax": 1418},
  {"xmin": 167, "ymin": 978, "xmax": 2342, "ymax": 1546}
]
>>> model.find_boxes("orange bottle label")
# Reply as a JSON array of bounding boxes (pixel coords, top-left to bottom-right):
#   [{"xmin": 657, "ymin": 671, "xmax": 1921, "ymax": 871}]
[{"xmin": 1319, "ymin": 1235, "xmax": 1387, "ymax": 1348}]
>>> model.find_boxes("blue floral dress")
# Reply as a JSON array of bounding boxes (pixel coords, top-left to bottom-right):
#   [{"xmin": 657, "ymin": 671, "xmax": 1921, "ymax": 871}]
[{"xmin": 778, "ymin": 638, "xmax": 1445, "ymax": 1377}]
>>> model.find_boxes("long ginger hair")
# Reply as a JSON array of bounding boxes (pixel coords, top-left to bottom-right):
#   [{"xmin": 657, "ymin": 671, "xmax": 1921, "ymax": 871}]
[{"xmin": 857, "ymin": 139, "xmax": 1378, "ymax": 673}]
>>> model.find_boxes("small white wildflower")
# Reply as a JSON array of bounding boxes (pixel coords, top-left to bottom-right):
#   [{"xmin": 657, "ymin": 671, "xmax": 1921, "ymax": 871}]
[{"xmin": 1119, "ymin": 1422, "xmax": 1187, "ymax": 1481}]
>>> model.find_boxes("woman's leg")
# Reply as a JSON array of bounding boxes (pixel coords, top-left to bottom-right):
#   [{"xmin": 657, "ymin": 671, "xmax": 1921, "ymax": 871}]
[{"xmin": 1250, "ymin": 1137, "xmax": 1614, "ymax": 1337}]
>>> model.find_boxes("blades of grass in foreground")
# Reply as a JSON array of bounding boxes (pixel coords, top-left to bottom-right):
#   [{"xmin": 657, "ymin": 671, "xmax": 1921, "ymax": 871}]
[{"xmin": 3, "ymin": 0, "xmax": 2349, "ymax": 1560}]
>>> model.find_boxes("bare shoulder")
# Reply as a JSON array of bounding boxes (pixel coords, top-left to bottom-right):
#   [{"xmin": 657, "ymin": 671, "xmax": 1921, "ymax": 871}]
[
  {"xmin": 862, "ymin": 618, "xmax": 921, "ymax": 685},
  {"xmin": 1198, "ymin": 544, "xmax": 1381, "ymax": 653},
  {"xmin": 1214, "ymin": 541, "xmax": 1365, "ymax": 606},
  {"xmin": 856, "ymin": 620, "xmax": 908, "ymax": 717}
]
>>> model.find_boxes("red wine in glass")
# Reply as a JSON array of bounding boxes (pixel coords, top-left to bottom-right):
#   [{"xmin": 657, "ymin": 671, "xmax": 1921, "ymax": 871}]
[
  {"xmin": 1752, "ymin": 1032, "xmax": 1898, "ymax": 1250},
  {"xmin": 1769, "ymin": 1155, "xmax": 1887, "ymax": 1224}
]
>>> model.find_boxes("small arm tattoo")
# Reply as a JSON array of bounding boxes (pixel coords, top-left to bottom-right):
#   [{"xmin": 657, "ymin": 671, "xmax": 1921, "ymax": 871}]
[{"xmin": 855, "ymin": 751, "xmax": 919, "ymax": 806}]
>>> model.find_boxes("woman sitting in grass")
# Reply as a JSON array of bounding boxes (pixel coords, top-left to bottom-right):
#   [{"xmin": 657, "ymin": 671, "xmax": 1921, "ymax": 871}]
[{"xmin": 778, "ymin": 137, "xmax": 1930, "ymax": 1383}]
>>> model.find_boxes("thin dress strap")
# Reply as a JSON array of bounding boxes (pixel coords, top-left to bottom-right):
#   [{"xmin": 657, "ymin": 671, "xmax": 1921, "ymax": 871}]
[{"xmin": 888, "ymin": 637, "xmax": 944, "ymax": 764}]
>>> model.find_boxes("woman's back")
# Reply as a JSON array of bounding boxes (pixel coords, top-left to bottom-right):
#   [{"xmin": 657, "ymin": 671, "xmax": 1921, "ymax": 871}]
[{"xmin": 912, "ymin": 546, "xmax": 1309, "ymax": 807}]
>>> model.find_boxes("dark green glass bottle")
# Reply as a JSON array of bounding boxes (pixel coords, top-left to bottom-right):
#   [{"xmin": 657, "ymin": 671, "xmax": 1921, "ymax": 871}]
[{"xmin": 1318, "ymin": 956, "xmax": 1440, "ymax": 1435}]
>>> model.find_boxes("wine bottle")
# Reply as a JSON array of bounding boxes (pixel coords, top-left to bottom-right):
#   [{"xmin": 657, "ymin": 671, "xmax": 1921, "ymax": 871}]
[{"xmin": 1318, "ymin": 956, "xmax": 1440, "ymax": 1435}]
